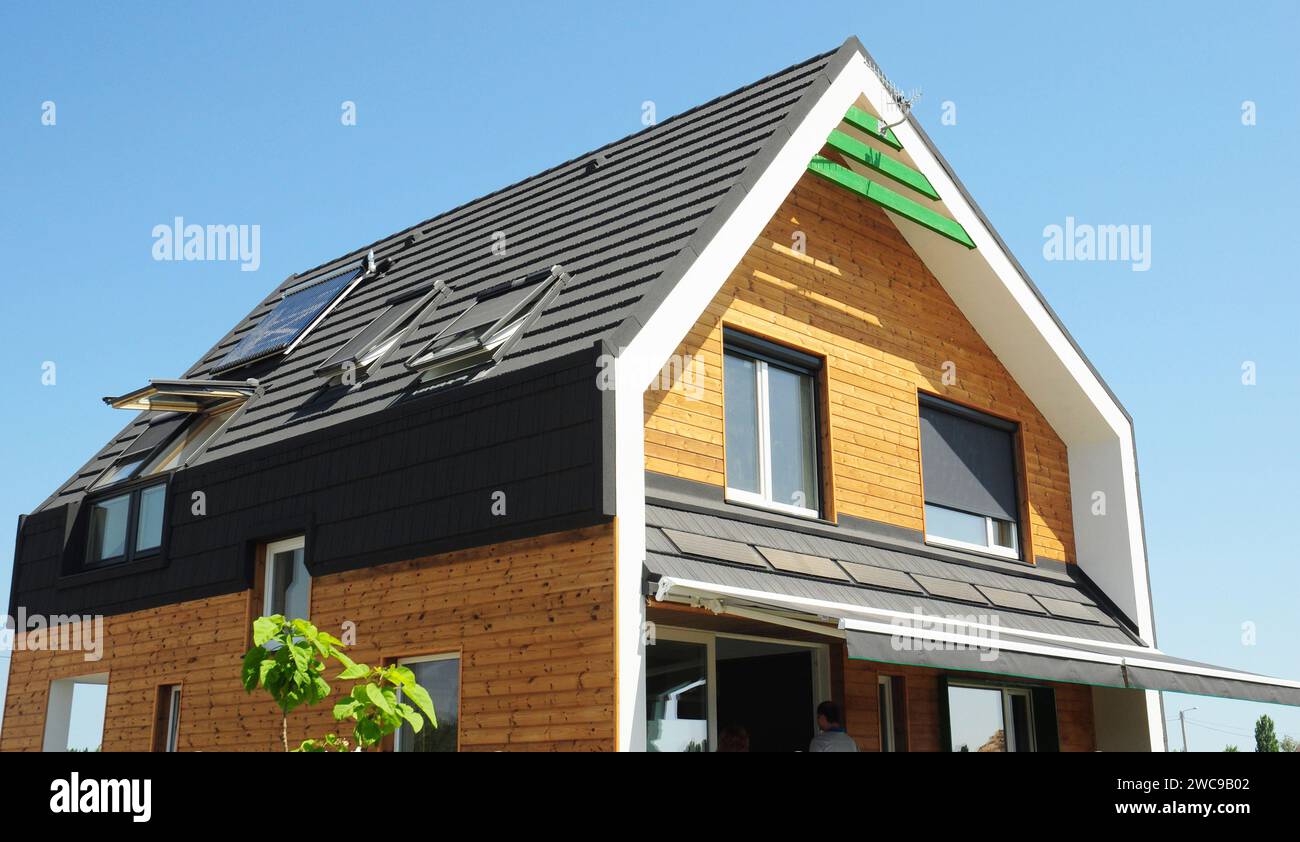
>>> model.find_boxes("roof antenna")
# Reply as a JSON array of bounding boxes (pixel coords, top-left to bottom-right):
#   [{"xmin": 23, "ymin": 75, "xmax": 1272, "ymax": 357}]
[{"xmin": 864, "ymin": 55, "xmax": 922, "ymax": 133}]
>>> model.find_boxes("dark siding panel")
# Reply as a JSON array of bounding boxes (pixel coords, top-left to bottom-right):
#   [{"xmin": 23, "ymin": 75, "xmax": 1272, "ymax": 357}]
[{"xmin": 9, "ymin": 349, "xmax": 606, "ymax": 618}]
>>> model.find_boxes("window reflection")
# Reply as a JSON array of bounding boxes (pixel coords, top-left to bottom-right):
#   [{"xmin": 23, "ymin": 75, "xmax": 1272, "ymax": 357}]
[
  {"xmin": 947, "ymin": 685, "xmax": 1006, "ymax": 752},
  {"xmin": 647, "ymin": 639, "xmax": 709, "ymax": 752}
]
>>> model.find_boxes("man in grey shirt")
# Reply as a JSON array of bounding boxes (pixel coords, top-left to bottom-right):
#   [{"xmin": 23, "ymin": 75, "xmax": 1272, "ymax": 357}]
[{"xmin": 808, "ymin": 701, "xmax": 859, "ymax": 752}]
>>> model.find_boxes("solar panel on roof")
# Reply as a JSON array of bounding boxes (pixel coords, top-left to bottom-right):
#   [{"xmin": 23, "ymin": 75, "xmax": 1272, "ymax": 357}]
[{"xmin": 214, "ymin": 266, "xmax": 363, "ymax": 372}]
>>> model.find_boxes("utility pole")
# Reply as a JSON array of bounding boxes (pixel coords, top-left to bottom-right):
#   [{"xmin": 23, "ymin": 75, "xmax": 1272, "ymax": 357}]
[{"xmin": 1179, "ymin": 707, "xmax": 1197, "ymax": 752}]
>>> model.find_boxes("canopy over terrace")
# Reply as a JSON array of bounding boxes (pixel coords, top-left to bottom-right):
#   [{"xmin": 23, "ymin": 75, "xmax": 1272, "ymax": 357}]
[{"xmin": 652, "ymin": 576, "xmax": 1300, "ymax": 707}]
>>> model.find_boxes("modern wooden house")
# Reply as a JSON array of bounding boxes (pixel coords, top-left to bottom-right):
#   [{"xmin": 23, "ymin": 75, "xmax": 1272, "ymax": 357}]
[{"xmin": 5, "ymin": 37, "xmax": 1298, "ymax": 752}]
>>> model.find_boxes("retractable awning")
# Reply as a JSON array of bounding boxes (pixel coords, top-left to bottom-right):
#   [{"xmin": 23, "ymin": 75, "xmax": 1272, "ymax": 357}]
[
  {"xmin": 103, "ymin": 378, "xmax": 259, "ymax": 412},
  {"xmin": 654, "ymin": 576, "xmax": 1300, "ymax": 707}
]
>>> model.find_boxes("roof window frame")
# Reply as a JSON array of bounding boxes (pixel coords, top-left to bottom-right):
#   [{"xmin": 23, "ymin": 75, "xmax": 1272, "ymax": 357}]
[
  {"xmin": 404, "ymin": 265, "xmax": 568, "ymax": 378},
  {"xmin": 314, "ymin": 280, "xmax": 449, "ymax": 382}
]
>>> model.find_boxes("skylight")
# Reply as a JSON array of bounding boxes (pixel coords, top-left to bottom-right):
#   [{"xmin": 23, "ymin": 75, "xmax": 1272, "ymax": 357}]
[
  {"xmin": 314, "ymin": 281, "xmax": 448, "ymax": 381},
  {"xmin": 405, "ymin": 266, "xmax": 567, "ymax": 379},
  {"xmin": 103, "ymin": 378, "xmax": 258, "ymax": 413},
  {"xmin": 212, "ymin": 262, "xmax": 366, "ymax": 373}
]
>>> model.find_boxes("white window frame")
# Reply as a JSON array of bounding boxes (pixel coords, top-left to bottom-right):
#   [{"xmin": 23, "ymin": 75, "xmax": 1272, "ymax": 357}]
[
  {"xmin": 1001, "ymin": 686, "xmax": 1036, "ymax": 752},
  {"xmin": 878, "ymin": 674, "xmax": 897, "ymax": 752},
  {"xmin": 393, "ymin": 651, "xmax": 460, "ymax": 752},
  {"xmin": 924, "ymin": 504, "xmax": 1021, "ymax": 561},
  {"xmin": 723, "ymin": 350, "xmax": 821, "ymax": 520},
  {"xmin": 164, "ymin": 685, "xmax": 182, "ymax": 752},
  {"xmin": 262, "ymin": 535, "xmax": 309, "ymax": 618},
  {"xmin": 650, "ymin": 627, "xmax": 831, "ymax": 752}
]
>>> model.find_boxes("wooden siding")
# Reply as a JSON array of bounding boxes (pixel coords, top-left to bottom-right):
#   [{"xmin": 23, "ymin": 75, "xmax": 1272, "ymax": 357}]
[
  {"xmin": 0, "ymin": 524, "xmax": 615, "ymax": 752},
  {"xmin": 644, "ymin": 172, "xmax": 1076, "ymax": 562}
]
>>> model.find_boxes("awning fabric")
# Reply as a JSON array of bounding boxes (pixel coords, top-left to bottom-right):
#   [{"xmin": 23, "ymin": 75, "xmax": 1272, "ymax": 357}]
[{"xmin": 654, "ymin": 576, "xmax": 1300, "ymax": 707}]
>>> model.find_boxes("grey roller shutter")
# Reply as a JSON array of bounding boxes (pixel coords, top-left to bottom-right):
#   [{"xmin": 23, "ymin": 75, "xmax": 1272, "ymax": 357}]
[{"xmin": 919, "ymin": 398, "xmax": 1018, "ymax": 521}]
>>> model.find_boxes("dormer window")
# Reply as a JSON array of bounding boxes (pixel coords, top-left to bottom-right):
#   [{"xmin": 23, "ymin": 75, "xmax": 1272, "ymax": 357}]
[
  {"xmin": 87, "ymin": 481, "xmax": 167, "ymax": 567},
  {"xmin": 315, "ymin": 281, "xmax": 447, "ymax": 382},
  {"xmin": 212, "ymin": 262, "xmax": 367, "ymax": 373},
  {"xmin": 405, "ymin": 266, "xmax": 567, "ymax": 379}
]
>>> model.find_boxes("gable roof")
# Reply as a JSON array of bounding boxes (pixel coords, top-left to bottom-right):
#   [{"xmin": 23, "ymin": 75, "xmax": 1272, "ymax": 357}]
[
  {"xmin": 40, "ymin": 44, "xmax": 843, "ymax": 513},
  {"xmin": 594, "ymin": 37, "xmax": 1155, "ymax": 657}
]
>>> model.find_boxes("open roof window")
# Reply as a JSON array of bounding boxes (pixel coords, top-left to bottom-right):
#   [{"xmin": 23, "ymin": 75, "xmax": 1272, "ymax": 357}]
[
  {"xmin": 315, "ymin": 281, "xmax": 448, "ymax": 382},
  {"xmin": 103, "ymin": 378, "xmax": 257, "ymax": 413},
  {"xmin": 90, "ymin": 404, "xmax": 240, "ymax": 491},
  {"xmin": 212, "ymin": 259, "xmax": 369, "ymax": 374},
  {"xmin": 405, "ymin": 265, "xmax": 567, "ymax": 379}
]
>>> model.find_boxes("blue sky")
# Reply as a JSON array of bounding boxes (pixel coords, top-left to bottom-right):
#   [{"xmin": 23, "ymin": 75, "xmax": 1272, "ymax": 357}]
[{"xmin": 1, "ymin": 1, "xmax": 1297, "ymax": 751}]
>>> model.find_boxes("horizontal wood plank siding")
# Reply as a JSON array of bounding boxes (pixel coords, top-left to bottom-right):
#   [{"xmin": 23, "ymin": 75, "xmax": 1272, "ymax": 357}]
[
  {"xmin": 0, "ymin": 524, "xmax": 615, "ymax": 752},
  {"xmin": 644, "ymin": 172, "xmax": 1076, "ymax": 562}
]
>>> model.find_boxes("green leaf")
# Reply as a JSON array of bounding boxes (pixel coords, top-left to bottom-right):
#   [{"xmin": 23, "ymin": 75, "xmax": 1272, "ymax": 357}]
[
  {"xmin": 401, "ymin": 684, "xmax": 437, "ymax": 729},
  {"xmin": 252, "ymin": 616, "xmax": 283, "ymax": 647},
  {"xmin": 337, "ymin": 662, "xmax": 371, "ymax": 680},
  {"xmin": 365, "ymin": 682, "xmax": 395, "ymax": 716},
  {"xmin": 333, "ymin": 698, "xmax": 363, "ymax": 721},
  {"xmin": 387, "ymin": 665, "xmax": 416, "ymax": 689},
  {"xmin": 240, "ymin": 647, "xmax": 266, "ymax": 691},
  {"xmin": 399, "ymin": 703, "xmax": 424, "ymax": 733},
  {"xmin": 354, "ymin": 717, "xmax": 382, "ymax": 748}
]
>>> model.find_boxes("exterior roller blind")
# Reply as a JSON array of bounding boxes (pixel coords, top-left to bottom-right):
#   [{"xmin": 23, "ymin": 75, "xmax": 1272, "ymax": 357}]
[{"xmin": 919, "ymin": 398, "xmax": 1018, "ymax": 522}]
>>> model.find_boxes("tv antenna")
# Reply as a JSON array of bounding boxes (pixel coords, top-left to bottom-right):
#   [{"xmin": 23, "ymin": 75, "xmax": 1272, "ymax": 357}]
[{"xmin": 864, "ymin": 56, "xmax": 922, "ymax": 132}]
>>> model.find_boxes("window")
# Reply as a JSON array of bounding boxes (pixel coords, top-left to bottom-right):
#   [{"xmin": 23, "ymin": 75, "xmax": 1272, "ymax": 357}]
[
  {"xmin": 405, "ymin": 266, "xmax": 567, "ymax": 379},
  {"xmin": 647, "ymin": 639, "xmax": 711, "ymax": 752},
  {"xmin": 878, "ymin": 674, "xmax": 907, "ymax": 752},
  {"xmin": 90, "ymin": 402, "xmax": 237, "ymax": 496},
  {"xmin": 263, "ymin": 536, "xmax": 310, "ymax": 620},
  {"xmin": 142, "ymin": 407, "xmax": 237, "ymax": 473},
  {"xmin": 86, "ymin": 481, "xmax": 167, "ymax": 567},
  {"xmin": 103, "ymin": 379, "xmax": 256, "ymax": 413},
  {"xmin": 645, "ymin": 628, "xmax": 831, "ymax": 752},
  {"xmin": 918, "ymin": 395, "xmax": 1021, "ymax": 559},
  {"xmin": 393, "ymin": 653, "xmax": 460, "ymax": 752},
  {"xmin": 213, "ymin": 263, "xmax": 367, "ymax": 373},
  {"xmin": 315, "ymin": 281, "xmax": 447, "ymax": 381},
  {"xmin": 723, "ymin": 330, "xmax": 821, "ymax": 518},
  {"xmin": 43, "ymin": 673, "xmax": 109, "ymax": 752},
  {"xmin": 153, "ymin": 684, "xmax": 182, "ymax": 752},
  {"xmin": 945, "ymin": 683, "xmax": 1043, "ymax": 752}
]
